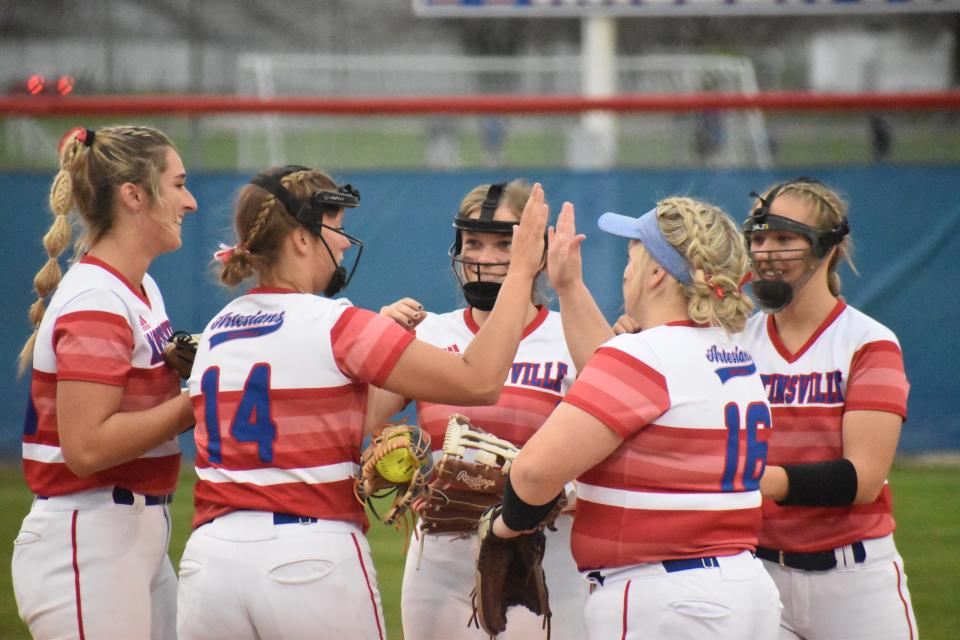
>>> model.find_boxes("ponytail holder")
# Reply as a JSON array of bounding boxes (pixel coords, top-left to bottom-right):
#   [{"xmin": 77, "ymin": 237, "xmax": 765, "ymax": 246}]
[
  {"xmin": 705, "ymin": 275, "xmax": 726, "ymax": 299},
  {"xmin": 213, "ymin": 243, "xmax": 238, "ymax": 263},
  {"xmin": 78, "ymin": 128, "xmax": 95, "ymax": 147},
  {"xmin": 57, "ymin": 127, "xmax": 96, "ymax": 153}
]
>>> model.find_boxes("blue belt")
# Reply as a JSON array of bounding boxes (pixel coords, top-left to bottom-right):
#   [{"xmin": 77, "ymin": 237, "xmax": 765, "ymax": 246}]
[
  {"xmin": 662, "ymin": 556, "xmax": 720, "ymax": 573},
  {"xmin": 272, "ymin": 513, "xmax": 319, "ymax": 525},
  {"xmin": 587, "ymin": 555, "xmax": 719, "ymax": 586},
  {"xmin": 112, "ymin": 487, "xmax": 174, "ymax": 506},
  {"xmin": 37, "ymin": 487, "xmax": 173, "ymax": 506},
  {"xmin": 756, "ymin": 542, "xmax": 865, "ymax": 571}
]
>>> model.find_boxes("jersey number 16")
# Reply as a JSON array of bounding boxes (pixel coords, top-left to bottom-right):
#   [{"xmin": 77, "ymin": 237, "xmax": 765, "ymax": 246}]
[{"xmin": 720, "ymin": 401, "xmax": 770, "ymax": 492}]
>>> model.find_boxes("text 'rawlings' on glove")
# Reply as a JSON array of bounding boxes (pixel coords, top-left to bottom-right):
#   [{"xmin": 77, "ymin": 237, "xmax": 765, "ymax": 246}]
[
  {"xmin": 470, "ymin": 505, "xmax": 551, "ymax": 639},
  {"xmin": 163, "ymin": 331, "xmax": 199, "ymax": 380},
  {"xmin": 415, "ymin": 414, "xmax": 566, "ymax": 537}
]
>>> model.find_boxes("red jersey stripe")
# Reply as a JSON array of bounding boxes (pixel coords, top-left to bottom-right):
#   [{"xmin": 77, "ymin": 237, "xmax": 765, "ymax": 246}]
[{"xmin": 331, "ymin": 307, "xmax": 415, "ymax": 386}]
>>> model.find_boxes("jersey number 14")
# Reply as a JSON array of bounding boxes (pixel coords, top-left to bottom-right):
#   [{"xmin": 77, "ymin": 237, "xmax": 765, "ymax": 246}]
[{"xmin": 200, "ymin": 364, "xmax": 277, "ymax": 464}]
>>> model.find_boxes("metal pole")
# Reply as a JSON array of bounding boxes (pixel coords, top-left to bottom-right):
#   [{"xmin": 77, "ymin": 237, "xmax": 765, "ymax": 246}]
[{"xmin": 573, "ymin": 16, "xmax": 618, "ymax": 169}]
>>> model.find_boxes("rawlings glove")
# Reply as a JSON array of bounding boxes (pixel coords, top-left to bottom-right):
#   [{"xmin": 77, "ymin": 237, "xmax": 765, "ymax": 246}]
[
  {"xmin": 415, "ymin": 414, "xmax": 567, "ymax": 537},
  {"xmin": 414, "ymin": 414, "xmax": 519, "ymax": 536},
  {"xmin": 355, "ymin": 423, "xmax": 433, "ymax": 526},
  {"xmin": 470, "ymin": 505, "xmax": 551, "ymax": 638},
  {"xmin": 163, "ymin": 331, "xmax": 199, "ymax": 379}
]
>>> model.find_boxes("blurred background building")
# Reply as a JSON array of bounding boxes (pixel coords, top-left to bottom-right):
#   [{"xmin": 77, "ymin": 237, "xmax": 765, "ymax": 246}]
[{"xmin": 1, "ymin": 0, "xmax": 957, "ymax": 170}]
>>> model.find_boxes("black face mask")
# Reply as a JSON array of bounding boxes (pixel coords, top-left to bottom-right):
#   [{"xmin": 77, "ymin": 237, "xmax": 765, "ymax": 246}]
[
  {"xmin": 248, "ymin": 166, "xmax": 363, "ymax": 297},
  {"xmin": 324, "ymin": 265, "xmax": 348, "ymax": 297},
  {"xmin": 461, "ymin": 280, "xmax": 502, "ymax": 311},
  {"xmin": 743, "ymin": 178, "xmax": 849, "ymax": 313},
  {"xmin": 449, "ymin": 182, "xmax": 515, "ymax": 311},
  {"xmin": 751, "ymin": 278, "xmax": 795, "ymax": 313}
]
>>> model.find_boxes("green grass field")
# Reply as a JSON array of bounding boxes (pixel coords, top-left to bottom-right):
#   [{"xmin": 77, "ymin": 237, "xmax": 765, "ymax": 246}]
[
  {"xmin": 5, "ymin": 115, "xmax": 960, "ymax": 171},
  {"xmin": 1, "ymin": 462, "xmax": 958, "ymax": 639}
]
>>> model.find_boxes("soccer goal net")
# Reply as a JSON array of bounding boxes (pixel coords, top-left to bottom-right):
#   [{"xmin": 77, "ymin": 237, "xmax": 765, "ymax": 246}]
[{"xmin": 232, "ymin": 52, "xmax": 772, "ymax": 170}]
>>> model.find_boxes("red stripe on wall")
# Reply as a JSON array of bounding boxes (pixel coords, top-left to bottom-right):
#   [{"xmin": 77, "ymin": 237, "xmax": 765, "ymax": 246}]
[
  {"xmin": 352, "ymin": 533, "xmax": 384, "ymax": 640},
  {"xmin": 71, "ymin": 510, "xmax": 86, "ymax": 640}
]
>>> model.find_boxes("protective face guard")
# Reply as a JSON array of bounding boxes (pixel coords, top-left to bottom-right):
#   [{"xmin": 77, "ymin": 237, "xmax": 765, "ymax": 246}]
[
  {"xmin": 449, "ymin": 183, "xmax": 515, "ymax": 311},
  {"xmin": 742, "ymin": 180, "xmax": 849, "ymax": 312},
  {"xmin": 743, "ymin": 181, "xmax": 849, "ymax": 259},
  {"xmin": 249, "ymin": 166, "xmax": 363, "ymax": 296}
]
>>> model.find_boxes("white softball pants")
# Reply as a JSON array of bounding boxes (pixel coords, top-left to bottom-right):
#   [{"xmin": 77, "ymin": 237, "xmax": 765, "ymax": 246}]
[
  {"xmin": 12, "ymin": 488, "xmax": 177, "ymax": 640},
  {"xmin": 176, "ymin": 510, "xmax": 386, "ymax": 640},
  {"xmin": 762, "ymin": 534, "xmax": 918, "ymax": 640},
  {"xmin": 584, "ymin": 550, "xmax": 783, "ymax": 640}
]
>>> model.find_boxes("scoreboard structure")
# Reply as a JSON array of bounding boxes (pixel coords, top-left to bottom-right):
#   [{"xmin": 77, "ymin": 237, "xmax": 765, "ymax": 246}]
[{"xmin": 414, "ymin": 0, "xmax": 957, "ymax": 17}]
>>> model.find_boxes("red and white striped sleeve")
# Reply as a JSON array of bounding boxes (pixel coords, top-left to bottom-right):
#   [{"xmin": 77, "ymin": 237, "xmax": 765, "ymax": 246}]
[
  {"xmin": 562, "ymin": 342, "xmax": 670, "ymax": 439},
  {"xmin": 53, "ymin": 292, "xmax": 134, "ymax": 386},
  {"xmin": 845, "ymin": 339, "xmax": 909, "ymax": 419},
  {"xmin": 331, "ymin": 306, "xmax": 416, "ymax": 387}
]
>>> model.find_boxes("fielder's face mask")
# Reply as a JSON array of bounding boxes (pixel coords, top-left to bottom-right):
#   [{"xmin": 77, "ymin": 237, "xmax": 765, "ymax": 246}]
[
  {"xmin": 742, "ymin": 178, "xmax": 849, "ymax": 313},
  {"xmin": 448, "ymin": 182, "xmax": 516, "ymax": 311},
  {"xmin": 249, "ymin": 165, "xmax": 363, "ymax": 297}
]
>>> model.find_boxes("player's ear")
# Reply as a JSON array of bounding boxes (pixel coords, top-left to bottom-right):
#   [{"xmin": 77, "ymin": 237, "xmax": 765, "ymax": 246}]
[
  {"xmin": 648, "ymin": 264, "xmax": 668, "ymax": 289},
  {"xmin": 118, "ymin": 182, "xmax": 146, "ymax": 211},
  {"xmin": 287, "ymin": 227, "xmax": 311, "ymax": 256}
]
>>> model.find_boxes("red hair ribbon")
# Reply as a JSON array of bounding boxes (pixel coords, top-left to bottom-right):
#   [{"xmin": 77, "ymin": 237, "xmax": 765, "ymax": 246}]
[
  {"xmin": 57, "ymin": 127, "xmax": 95, "ymax": 153},
  {"xmin": 213, "ymin": 243, "xmax": 237, "ymax": 263},
  {"xmin": 706, "ymin": 275, "xmax": 725, "ymax": 299},
  {"xmin": 738, "ymin": 272, "xmax": 753, "ymax": 292}
]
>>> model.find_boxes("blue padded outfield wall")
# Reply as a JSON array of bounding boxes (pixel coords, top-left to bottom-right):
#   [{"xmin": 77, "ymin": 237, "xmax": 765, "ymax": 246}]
[{"xmin": 1, "ymin": 165, "xmax": 957, "ymax": 456}]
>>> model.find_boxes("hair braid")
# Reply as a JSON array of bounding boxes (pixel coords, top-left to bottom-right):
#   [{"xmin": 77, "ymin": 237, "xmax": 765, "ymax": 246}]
[
  {"xmin": 19, "ymin": 125, "xmax": 175, "ymax": 375},
  {"xmin": 656, "ymin": 197, "xmax": 754, "ymax": 333},
  {"xmin": 219, "ymin": 167, "xmax": 340, "ymax": 287},
  {"xmin": 18, "ymin": 135, "xmax": 88, "ymax": 374}
]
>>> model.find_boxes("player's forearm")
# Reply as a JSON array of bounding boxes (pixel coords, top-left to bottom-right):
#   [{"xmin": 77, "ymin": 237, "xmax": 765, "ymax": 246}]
[
  {"xmin": 759, "ymin": 464, "xmax": 788, "ymax": 501},
  {"xmin": 62, "ymin": 392, "xmax": 192, "ymax": 477},
  {"xmin": 459, "ymin": 271, "xmax": 534, "ymax": 400},
  {"xmin": 363, "ymin": 387, "xmax": 407, "ymax": 436},
  {"xmin": 557, "ymin": 281, "xmax": 614, "ymax": 370}
]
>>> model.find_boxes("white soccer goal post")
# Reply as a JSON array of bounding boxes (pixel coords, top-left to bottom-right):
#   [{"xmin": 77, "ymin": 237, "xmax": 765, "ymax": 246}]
[{"xmin": 234, "ymin": 52, "xmax": 772, "ymax": 170}]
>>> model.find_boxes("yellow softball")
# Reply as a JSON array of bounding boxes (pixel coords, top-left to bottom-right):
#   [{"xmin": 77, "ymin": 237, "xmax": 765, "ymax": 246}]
[{"xmin": 376, "ymin": 447, "xmax": 418, "ymax": 483}]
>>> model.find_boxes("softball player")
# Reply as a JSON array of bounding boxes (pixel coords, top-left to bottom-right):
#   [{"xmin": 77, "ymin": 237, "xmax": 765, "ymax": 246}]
[
  {"xmin": 372, "ymin": 180, "xmax": 590, "ymax": 639},
  {"xmin": 487, "ymin": 197, "xmax": 782, "ymax": 640},
  {"xmin": 739, "ymin": 178, "xmax": 918, "ymax": 640},
  {"xmin": 13, "ymin": 126, "xmax": 197, "ymax": 639},
  {"xmin": 175, "ymin": 167, "xmax": 548, "ymax": 640}
]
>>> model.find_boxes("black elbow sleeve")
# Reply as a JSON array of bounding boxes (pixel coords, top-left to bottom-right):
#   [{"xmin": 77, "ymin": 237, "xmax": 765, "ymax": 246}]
[
  {"xmin": 501, "ymin": 474, "xmax": 562, "ymax": 532},
  {"xmin": 778, "ymin": 458, "xmax": 858, "ymax": 507}
]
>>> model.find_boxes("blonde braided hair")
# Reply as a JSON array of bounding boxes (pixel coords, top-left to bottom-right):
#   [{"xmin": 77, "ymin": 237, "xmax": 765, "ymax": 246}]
[
  {"xmin": 655, "ymin": 197, "xmax": 754, "ymax": 333},
  {"xmin": 18, "ymin": 125, "xmax": 174, "ymax": 374}
]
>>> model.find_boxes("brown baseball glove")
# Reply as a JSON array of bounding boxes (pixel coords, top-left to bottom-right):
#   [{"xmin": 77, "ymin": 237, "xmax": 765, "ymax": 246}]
[
  {"xmin": 470, "ymin": 505, "xmax": 551, "ymax": 638},
  {"xmin": 163, "ymin": 332, "xmax": 200, "ymax": 379},
  {"xmin": 413, "ymin": 414, "xmax": 519, "ymax": 536},
  {"xmin": 355, "ymin": 423, "xmax": 433, "ymax": 526},
  {"xmin": 414, "ymin": 414, "xmax": 568, "ymax": 537}
]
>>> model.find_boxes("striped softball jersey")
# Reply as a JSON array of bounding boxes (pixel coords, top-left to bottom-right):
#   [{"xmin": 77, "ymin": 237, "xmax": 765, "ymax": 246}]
[
  {"xmin": 414, "ymin": 306, "xmax": 576, "ymax": 448},
  {"xmin": 187, "ymin": 288, "xmax": 415, "ymax": 529},
  {"xmin": 23, "ymin": 256, "xmax": 181, "ymax": 496},
  {"xmin": 739, "ymin": 300, "xmax": 909, "ymax": 552},
  {"xmin": 564, "ymin": 322, "xmax": 771, "ymax": 572}
]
